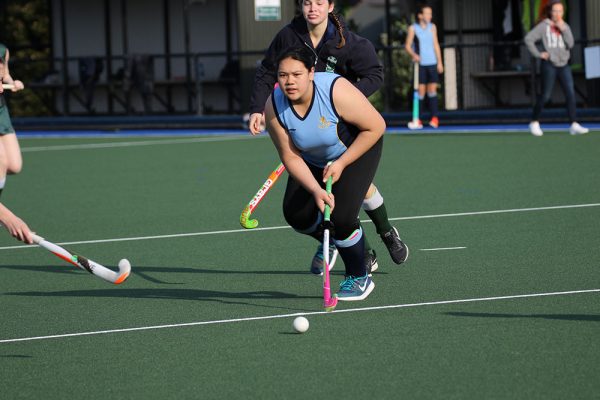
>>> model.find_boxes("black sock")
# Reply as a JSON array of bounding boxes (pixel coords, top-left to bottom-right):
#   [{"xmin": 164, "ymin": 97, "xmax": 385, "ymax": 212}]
[
  {"xmin": 428, "ymin": 93, "xmax": 438, "ymax": 118},
  {"xmin": 337, "ymin": 236, "xmax": 366, "ymax": 277},
  {"xmin": 365, "ymin": 206, "xmax": 393, "ymax": 235},
  {"xmin": 361, "ymin": 222, "xmax": 373, "ymax": 252}
]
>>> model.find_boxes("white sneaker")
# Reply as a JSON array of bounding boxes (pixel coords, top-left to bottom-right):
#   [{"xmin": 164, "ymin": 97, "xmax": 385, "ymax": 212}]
[
  {"xmin": 529, "ymin": 121, "xmax": 543, "ymax": 136},
  {"xmin": 569, "ymin": 122, "xmax": 589, "ymax": 135},
  {"xmin": 407, "ymin": 119, "xmax": 423, "ymax": 130}
]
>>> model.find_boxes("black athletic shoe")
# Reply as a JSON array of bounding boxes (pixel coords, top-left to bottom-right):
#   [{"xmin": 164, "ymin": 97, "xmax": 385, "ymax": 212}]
[
  {"xmin": 380, "ymin": 227, "xmax": 409, "ymax": 264},
  {"xmin": 366, "ymin": 249, "xmax": 378, "ymax": 274}
]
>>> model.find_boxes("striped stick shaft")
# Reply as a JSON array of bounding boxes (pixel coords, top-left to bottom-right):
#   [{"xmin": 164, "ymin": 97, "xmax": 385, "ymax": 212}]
[
  {"xmin": 239, "ymin": 162, "xmax": 286, "ymax": 229},
  {"xmin": 322, "ymin": 168, "xmax": 335, "ymax": 308},
  {"xmin": 32, "ymin": 234, "xmax": 130, "ymax": 284},
  {"xmin": 412, "ymin": 63, "xmax": 420, "ymax": 122},
  {"xmin": 246, "ymin": 163, "xmax": 285, "ymax": 214}
]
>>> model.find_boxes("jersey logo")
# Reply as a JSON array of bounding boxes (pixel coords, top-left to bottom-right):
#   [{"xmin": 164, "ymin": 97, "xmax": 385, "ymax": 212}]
[
  {"xmin": 325, "ymin": 56, "xmax": 337, "ymax": 73},
  {"xmin": 319, "ymin": 116, "xmax": 331, "ymax": 129}
]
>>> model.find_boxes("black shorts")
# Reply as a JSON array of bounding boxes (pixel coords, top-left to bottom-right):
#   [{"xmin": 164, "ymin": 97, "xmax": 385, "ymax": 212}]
[
  {"xmin": 282, "ymin": 138, "xmax": 383, "ymax": 240},
  {"xmin": 419, "ymin": 64, "xmax": 439, "ymax": 85}
]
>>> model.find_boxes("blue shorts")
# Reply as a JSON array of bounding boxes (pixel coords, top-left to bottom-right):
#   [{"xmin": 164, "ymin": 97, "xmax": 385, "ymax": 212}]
[{"xmin": 419, "ymin": 65, "xmax": 439, "ymax": 85}]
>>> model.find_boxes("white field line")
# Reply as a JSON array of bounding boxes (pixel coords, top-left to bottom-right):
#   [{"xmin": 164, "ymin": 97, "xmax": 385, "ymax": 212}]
[
  {"xmin": 2, "ymin": 202, "xmax": 599, "ymax": 251},
  {"xmin": 1, "ymin": 288, "xmax": 598, "ymax": 344},
  {"xmin": 387, "ymin": 203, "xmax": 600, "ymax": 221},
  {"xmin": 421, "ymin": 247, "xmax": 467, "ymax": 251},
  {"xmin": 20, "ymin": 135, "xmax": 254, "ymax": 152}
]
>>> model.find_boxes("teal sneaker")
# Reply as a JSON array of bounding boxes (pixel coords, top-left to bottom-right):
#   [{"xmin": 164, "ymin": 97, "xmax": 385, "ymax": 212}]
[
  {"xmin": 336, "ymin": 274, "xmax": 375, "ymax": 301},
  {"xmin": 310, "ymin": 243, "xmax": 338, "ymax": 275}
]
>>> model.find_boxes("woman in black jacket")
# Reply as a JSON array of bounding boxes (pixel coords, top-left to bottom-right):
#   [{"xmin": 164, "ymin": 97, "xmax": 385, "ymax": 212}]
[
  {"xmin": 248, "ymin": 0, "xmax": 408, "ymax": 274},
  {"xmin": 248, "ymin": 3, "xmax": 383, "ymax": 127}
]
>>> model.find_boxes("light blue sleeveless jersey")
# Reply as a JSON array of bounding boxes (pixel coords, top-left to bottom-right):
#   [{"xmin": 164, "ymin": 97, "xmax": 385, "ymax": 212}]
[
  {"xmin": 273, "ymin": 72, "xmax": 357, "ymax": 168},
  {"xmin": 413, "ymin": 22, "xmax": 437, "ymax": 66}
]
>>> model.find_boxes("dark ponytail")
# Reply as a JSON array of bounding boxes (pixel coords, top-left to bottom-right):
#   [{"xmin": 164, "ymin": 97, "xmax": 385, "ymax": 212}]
[{"xmin": 330, "ymin": 12, "xmax": 346, "ymax": 49}]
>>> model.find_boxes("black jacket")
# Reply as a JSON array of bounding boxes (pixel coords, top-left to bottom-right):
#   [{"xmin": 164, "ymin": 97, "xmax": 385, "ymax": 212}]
[{"xmin": 249, "ymin": 14, "xmax": 384, "ymax": 114}]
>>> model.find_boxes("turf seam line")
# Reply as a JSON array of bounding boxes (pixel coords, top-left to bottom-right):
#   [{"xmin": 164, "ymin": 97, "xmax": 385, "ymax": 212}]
[
  {"xmin": 1, "ymin": 288, "xmax": 598, "ymax": 344},
  {"xmin": 1, "ymin": 202, "xmax": 599, "ymax": 251}
]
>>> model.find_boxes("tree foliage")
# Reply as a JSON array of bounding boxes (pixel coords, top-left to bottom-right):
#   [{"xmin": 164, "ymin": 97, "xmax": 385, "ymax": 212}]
[
  {"xmin": 369, "ymin": 18, "xmax": 414, "ymax": 112},
  {"xmin": 1, "ymin": 0, "xmax": 52, "ymax": 116}
]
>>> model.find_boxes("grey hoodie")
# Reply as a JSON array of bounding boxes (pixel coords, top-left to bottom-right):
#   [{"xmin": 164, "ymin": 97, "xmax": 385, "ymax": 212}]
[{"xmin": 524, "ymin": 18, "xmax": 574, "ymax": 67}]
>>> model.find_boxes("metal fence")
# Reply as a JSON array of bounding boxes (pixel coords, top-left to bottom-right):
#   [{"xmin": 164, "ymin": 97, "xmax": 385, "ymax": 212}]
[{"xmin": 11, "ymin": 38, "xmax": 600, "ymax": 117}]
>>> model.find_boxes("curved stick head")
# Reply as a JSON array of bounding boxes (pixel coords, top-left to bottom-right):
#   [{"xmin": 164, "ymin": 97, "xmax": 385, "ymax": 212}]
[
  {"xmin": 240, "ymin": 207, "xmax": 259, "ymax": 229},
  {"xmin": 324, "ymin": 295, "xmax": 338, "ymax": 312},
  {"xmin": 241, "ymin": 218, "xmax": 258, "ymax": 229},
  {"xmin": 113, "ymin": 259, "xmax": 132, "ymax": 284}
]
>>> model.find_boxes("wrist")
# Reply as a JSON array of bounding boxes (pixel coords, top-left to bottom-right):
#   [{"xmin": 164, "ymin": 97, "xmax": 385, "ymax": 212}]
[
  {"xmin": 309, "ymin": 184, "xmax": 323, "ymax": 196},
  {"xmin": 334, "ymin": 156, "xmax": 349, "ymax": 171}
]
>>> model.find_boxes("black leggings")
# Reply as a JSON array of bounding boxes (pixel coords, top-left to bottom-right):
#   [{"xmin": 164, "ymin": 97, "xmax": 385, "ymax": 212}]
[{"xmin": 283, "ymin": 138, "xmax": 383, "ymax": 241}]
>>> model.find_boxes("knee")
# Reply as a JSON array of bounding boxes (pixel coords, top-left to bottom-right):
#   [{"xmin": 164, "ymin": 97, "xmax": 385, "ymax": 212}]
[
  {"xmin": 0, "ymin": 149, "xmax": 22, "ymax": 175},
  {"xmin": 365, "ymin": 183, "xmax": 377, "ymax": 199},
  {"xmin": 362, "ymin": 186, "xmax": 384, "ymax": 211},
  {"xmin": 284, "ymin": 207, "xmax": 320, "ymax": 235},
  {"xmin": 540, "ymin": 91, "xmax": 552, "ymax": 104},
  {"xmin": 564, "ymin": 86, "xmax": 576, "ymax": 100},
  {"xmin": 282, "ymin": 207, "xmax": 297, "ymax": 229},
  {"xmin": 333, "ymin": 225, "xmax": 362, "ymax": 248},
  {"xmin": 7, "ymin": 160, "xmax": 22, "ymax": 175},
  {"xmin": 331, "ymin": 217, "xmax": 360, "ymax": 241}
]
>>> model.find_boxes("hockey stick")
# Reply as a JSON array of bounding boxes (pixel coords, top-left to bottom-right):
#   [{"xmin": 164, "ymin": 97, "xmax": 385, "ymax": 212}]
[
  {"xmin": 240, "ymin": 162, "xmax": 286, "ymax": 229},
  {"xmin": 32, "ymin": 234, "xmax": 131, "ymax": 284},
  {"xmin": 407, "ymin": 62, "xmax": 422, "ymax": 130},
  {"xmin": 322, "ymin": 168, "xmax": 338, "ymax": 312},
  {"xmin": 2, "ymin": 83, "xmax": 15, "ymax": 90}
]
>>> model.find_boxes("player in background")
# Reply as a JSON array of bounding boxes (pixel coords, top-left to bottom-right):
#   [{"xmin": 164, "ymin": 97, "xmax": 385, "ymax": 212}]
[
  {"xmin": 524, "ymin": 0, "xmax": 588, "ymax": 136},
  {"xmin": 404, "ymin": 4, "xmax": 444, "ymax": 128},
  {"xmin": 248, "ymin": 0, "xmax": 408, "ymax": 275},
  {"xmin": 265, "ymin": 47, "xmax": 385, "ymax": 300},
  {"xmin": 0, "ymin": 44, "xmax": 25, "ymax": 201}
]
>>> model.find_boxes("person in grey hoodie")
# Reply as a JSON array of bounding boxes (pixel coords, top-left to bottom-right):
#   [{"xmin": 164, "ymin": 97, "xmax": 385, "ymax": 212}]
[{"xmin": 524, "ymin": 0, "xmax": 588, "ymax": 136}]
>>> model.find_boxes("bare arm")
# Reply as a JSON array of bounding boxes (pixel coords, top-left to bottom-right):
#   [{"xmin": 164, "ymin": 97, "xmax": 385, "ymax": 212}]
[
  {"xmin": 0, "ymin": 202, "xmax": 33, "ymax": 243},
  {"xmin": 0, "ymin": 49, "xmax": 25, "ymax": 92},
  {"xmin": 432, "ymin": 24, "xmax": 444, "ymax": 73},
  {"xmin": 404, "ymin": 26, "xmax": 419, "ymax": 62},
  {"xmin": 325, "ymin": 77, "xmax": 385, "ymax": 182},
  {"xmin": 264, "ymin": 96, "xmax": 334, "ymax": 213}
]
